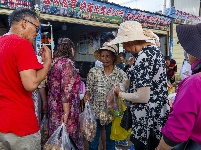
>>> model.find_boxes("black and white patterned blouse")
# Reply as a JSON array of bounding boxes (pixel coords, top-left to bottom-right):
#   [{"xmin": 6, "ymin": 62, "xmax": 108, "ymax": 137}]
[{"xmin": 127, "ymin": 46, "xmax": 170, "ymax": 149}]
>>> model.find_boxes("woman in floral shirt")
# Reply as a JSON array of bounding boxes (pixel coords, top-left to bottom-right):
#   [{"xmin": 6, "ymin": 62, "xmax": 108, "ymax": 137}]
[
  {"xmin": 110, "ymin": 21, "xmax": 170, "ymax": 150},
  {"xmin": 47, "ymin": 38, "xmax": 84, "ymax": 150},
  {"xmin": 84, "ymin": 42, "xmax": 128, "ymax": 150}
]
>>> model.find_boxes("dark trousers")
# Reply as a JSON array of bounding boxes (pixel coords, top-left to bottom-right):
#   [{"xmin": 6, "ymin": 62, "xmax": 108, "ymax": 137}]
[{"xmin": 88, "ymin": 119, "xmax": 115, "ymax": 150}]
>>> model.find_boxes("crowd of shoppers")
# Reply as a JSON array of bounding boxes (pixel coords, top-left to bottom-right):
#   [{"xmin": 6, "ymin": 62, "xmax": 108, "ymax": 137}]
[{"xmin": 1, "ymin": 7, "xmax": 201, "ymax": 150}]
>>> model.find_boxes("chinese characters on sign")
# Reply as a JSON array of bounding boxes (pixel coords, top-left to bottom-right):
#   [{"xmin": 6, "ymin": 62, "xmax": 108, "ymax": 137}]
[
  {"xmin": 0, "ymin": 0, "xmax": 173, "ymax": 31},
  {"xmin": 124, "ymin": 9, "xmax": 171, "ymax": 31},
  {"xmin": 165, "ymin": 7, "xmax": 201, "ymax": 25},
  {"xmin": 174, "ymin": 10, "xmax": 201, "ymax": 25},
  {"xmin": 39, "ymin": 0, "xmax": 172, "ymax": 31},
  {"xmin": 0, "ymin": 0, "xmax": 31, "ymax": 9},
  {"xmin": 40, "ymin": 0, "xmax": 123, "ymax": 24}
]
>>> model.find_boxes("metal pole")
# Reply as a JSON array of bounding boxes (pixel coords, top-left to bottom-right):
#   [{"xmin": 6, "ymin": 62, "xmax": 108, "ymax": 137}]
[
  {"xmin": 162, "ymin": 0, "xmax": 167, "ymax": 15},
  {"xmin": 169, "ymin": 0, "xmax": 174, "ymax": 58}
]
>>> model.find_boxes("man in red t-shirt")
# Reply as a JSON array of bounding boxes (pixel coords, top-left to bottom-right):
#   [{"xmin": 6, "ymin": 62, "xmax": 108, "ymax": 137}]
[{"xmin": 0, "ymin": 8, "xmax": 51, "ymax": 150}]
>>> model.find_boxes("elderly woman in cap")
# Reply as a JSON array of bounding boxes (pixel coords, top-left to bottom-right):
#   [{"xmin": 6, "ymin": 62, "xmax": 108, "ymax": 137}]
[
  {"xmin": 157, "ymin": 23, "xmax": 201, "ymax": 150},
  {"xmin": 109, "ymin": 21, "xmax": 170, "ymax": 150},
  {"xmin": 47, "ymin": 38, "xmax": 84, "ymax": 149},
  {"xmin": 84, "ymin": 42, "xmax": 128, "ymax": 150}
]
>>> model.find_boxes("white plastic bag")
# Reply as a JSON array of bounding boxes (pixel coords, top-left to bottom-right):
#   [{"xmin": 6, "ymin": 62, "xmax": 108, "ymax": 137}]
[
  {"xmin": 79, "ymin": 102, "xmax": 97, "ymax": 142},
  {"xmin": 44, "ymin": 123, "xmax": 73, "ymax": 150}
]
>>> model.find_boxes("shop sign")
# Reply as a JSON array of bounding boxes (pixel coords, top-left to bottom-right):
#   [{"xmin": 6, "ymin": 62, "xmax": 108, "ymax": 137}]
[
  {"xmin": 165, "ymin": 7, "xmax": 201, "ymax": 25},
  {"xmin": 0, "ymin": 0, "xmax": 32, "ymax": 9},
  {"xmin": 40, "ymin": 0, "xmax": 172, "ymax": 30},
  {"xmin": 40, "ymin": 0, "xmax": 123, "ymax": 24},
  {"xmin": 123, "ymin": 9, "xmax": 171, "ymax": 31}
]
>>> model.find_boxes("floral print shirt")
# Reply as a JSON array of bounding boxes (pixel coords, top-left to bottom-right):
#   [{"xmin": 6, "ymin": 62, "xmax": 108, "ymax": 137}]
[
  {"xmin": 127, "ymin": 46, "xmax": 170, "ymax": 149},
  {"xmin": 86, "ymin": 65, "xmax": 128, "ymax": 118},
  {"xmin": 47, "ymin": 57, "xmax": 84, "ymax": 150}
]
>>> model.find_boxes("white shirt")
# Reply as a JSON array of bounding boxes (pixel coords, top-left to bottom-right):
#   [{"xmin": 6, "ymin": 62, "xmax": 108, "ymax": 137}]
[{"xmin": 95, "ymin": 60, "xmax": 102, "ymax": 67}]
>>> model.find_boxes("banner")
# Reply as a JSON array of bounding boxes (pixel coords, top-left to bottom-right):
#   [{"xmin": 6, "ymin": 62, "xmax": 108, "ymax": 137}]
[
  {"xmin": 0, "ymin": 0, "xmax": 172, "ymax": 31},
  {"xmin": 40, "ymin": 0, "xmax": 172, "ymax": 30},
  {"xmin": 165, "ymin": 7, "xmax": 201, "ymax": 25},
  {"xmin": 40, "ymin": 0, "xmax": 124, "ymax": 24},
  {"xmin": 0, "ymin": 0, "xmax": 32, "ymax": 9}
]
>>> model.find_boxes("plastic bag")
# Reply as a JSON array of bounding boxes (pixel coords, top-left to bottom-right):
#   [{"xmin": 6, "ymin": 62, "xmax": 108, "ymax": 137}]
[
  {"xmin": 106, "ymin": 89, "xmax": 119, "ymax": 111},
  {"xmin": 110, "ymin": 98, "xmax": 131, "ymax": 140},
  {"xmin": 110, "ymin": 117, "xmax": 131, "ymax": 140},
  {"xmin": 106, "ymin": 89, "xmax": 123, "ymax": 118},
  {"xmin": 99, "ymin": 109, "xmax": 114, "ymax": 125},
  {"xmin": 44, "ymin": 123, "xmax": 74, "ymax": 150},
  {"xmin": 79, "ymin": 102, "xmax": 97, "ymax": 142},
  {"xmin": 40, "ymin": 114, "xmax": 49, "ymax": 147}
]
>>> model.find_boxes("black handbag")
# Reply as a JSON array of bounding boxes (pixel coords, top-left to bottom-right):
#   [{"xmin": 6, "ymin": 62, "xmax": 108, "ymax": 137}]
[
  {"xmin": 120, "ymin": 106, "xmax": 132, "ymax": 130},
  {"xmin": 173, "ymin": 139, "xmax": 201, "ymax": 150}
]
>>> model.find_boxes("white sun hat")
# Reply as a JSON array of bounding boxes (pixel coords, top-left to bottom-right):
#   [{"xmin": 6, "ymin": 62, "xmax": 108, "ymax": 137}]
[{"xmin": 108, "ymin": 21, "xmax": 154, "ymax": 45}]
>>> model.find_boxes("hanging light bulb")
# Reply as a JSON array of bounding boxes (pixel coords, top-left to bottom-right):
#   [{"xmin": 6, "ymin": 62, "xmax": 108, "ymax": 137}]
[{"xmin": 62, "ymin": 23, "xmax": 67, "ymax": 30}]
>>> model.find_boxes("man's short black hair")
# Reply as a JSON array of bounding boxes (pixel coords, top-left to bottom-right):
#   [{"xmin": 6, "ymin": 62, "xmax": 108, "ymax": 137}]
[
  {"xmin": 8, "ymin": 7, "xmax": 40, "ymax": 27},
  {"xmin": 118, "ymin": 52, "xmax": 126, "ymax": 58},
  {"xmin": 100, "ymin": 32, "xmax": 115, "ymax": 47},
  {"xmin": 164, "ymin": 56, "xmax": 170, "ymax": 61}
]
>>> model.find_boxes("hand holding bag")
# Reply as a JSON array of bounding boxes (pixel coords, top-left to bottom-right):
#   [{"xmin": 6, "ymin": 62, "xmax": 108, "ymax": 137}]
[{"xmin": 44, "ymin": 123, "xmax": 76, "ymax": 150}]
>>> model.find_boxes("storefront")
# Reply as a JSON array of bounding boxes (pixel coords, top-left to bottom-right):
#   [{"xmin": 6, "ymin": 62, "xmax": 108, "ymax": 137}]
[{"xmin": 0, "ymin": 0, "xmax": 172, "ymax": 53}]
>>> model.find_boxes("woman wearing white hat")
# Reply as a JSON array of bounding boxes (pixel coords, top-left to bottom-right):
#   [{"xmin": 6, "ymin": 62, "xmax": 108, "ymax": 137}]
[
  {"xmin": 84, "ymin": 42, "xmax": 128, "ymax": 150},
  {"xmin": 110, "ymin": 21, "xmax": 170, "ymax": 150}
]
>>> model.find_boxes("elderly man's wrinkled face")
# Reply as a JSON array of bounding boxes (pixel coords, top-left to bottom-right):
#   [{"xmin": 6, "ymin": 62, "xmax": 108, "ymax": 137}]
[
  {"xmin": 21, "ymin": 17, "xmax": 40, "ymax": 42},
  {"xmin": 100, "ymin": 50, "xmax": 115, "ymax": 67}
]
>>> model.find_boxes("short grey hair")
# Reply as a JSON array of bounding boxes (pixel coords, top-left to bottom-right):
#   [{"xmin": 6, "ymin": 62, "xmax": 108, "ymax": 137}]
[{"xmin": 8, "ymin": 7, "xmax": 40, "ymax": 27}]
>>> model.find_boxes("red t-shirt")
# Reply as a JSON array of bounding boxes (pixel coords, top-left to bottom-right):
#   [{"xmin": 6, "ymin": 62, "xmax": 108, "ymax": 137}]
[{"xmin": 0, "ymin": 34, "xmax": 43, "ymax": 136}]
